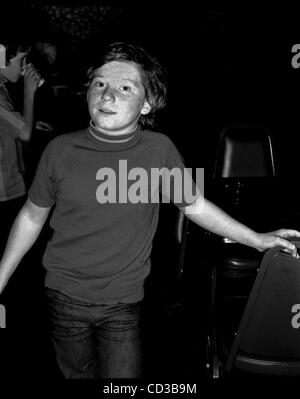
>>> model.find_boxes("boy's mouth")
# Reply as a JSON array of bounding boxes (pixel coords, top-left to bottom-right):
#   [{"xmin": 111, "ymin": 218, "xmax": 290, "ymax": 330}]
[{"xmin": 100, "ymin": 108, "xmax": 116, "ymax": 115}]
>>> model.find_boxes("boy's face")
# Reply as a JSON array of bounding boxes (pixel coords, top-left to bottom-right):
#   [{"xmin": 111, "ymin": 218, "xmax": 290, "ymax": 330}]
[
  {"xmin": 87, "ymin": 61, "xmax": 151, "ymax": 135},
  {"xmin": 0, "ymin": 52, "xmax": 27, "ymax": 82}
]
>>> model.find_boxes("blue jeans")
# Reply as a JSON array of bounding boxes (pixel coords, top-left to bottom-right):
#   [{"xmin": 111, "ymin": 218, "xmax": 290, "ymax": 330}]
[{"xmin": 45, "ymin": 288, "xmax": 144, "ymax": 379}]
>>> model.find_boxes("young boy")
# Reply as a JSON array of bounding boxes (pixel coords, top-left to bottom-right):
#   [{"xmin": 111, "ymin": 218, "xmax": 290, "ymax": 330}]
[{"xmin": 0, "ymin": 42, "xmax": 298, "ymax": 379}]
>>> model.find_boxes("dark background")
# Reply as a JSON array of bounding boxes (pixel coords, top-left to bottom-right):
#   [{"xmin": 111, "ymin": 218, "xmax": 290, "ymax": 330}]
[
  {"xmin": 1, "ymin": 1, "xmax": 300, "ymax": 391},
  {"xmin": 2, "ymin": 3, "xmax": 300, "ymax": 175}
]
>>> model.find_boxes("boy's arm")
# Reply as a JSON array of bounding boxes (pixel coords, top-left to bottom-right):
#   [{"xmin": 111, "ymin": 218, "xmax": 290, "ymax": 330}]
[
  {"xmin": 0, "ymin": 199, "xmax": 51, "ymax": 294},
  {"xmin": 181, "ymin": 196, "xmax": 300, "ymax": 257}
]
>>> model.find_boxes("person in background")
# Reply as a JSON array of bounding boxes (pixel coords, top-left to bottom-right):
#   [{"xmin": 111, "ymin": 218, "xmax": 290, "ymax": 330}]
[
  {"xmin": 0, "ymin": 38, "xmax": 43, "ymax": 255},
  {"xmin": 0, "ymin": 41, "xmax": 299, "ymax": 379},
  {"xmin": 19, "ymin": 37, "xmax": 58, "ymax": 186}
]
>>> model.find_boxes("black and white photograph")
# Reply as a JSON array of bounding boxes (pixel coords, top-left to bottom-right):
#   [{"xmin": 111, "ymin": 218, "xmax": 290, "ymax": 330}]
[{"xmin": 1, "ymin": 2, "xmax": 300, "ymax": 396}]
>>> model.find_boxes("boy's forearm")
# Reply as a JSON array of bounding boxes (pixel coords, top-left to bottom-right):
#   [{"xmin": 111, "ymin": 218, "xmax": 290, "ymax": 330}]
[
  {"xmin": 183, "ymin": 197, "xmax": 261, "ymax": 250},
  {"xmin": 0, "ymin": 207, "xmax": 45, "ymax": 294}
]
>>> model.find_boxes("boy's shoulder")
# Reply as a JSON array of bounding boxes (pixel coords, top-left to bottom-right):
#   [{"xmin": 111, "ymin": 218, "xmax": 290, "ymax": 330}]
[
  {"xmin": 45, "ymin": 129, "xmax": 87, "ymax": 149},
  {"xmin": 41, "ymin": 130, "xmax": 88, "ymax": 164},
  {"xmin": 141, "ymin": 129, "xmax": 176, "ymax": 149}
]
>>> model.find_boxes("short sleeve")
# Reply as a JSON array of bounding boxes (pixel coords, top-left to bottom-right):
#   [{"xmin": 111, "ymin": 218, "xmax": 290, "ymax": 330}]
[
  {"xmin": 28, "ymin": 141, "xmax": 57, "ymax": 207},
  {"xmin": 161, "ymin": 137, "xmax": 203, "ymax": 207}
]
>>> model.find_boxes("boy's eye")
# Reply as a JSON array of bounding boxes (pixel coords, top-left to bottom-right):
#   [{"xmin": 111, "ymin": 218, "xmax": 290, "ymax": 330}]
[
  {"xmin": 95, "ymin": 81, "xmax": 105, "ymax": 88},
  {"xmin": 120, "ymin": 86, "xmax": 131, "ymax": 92}
]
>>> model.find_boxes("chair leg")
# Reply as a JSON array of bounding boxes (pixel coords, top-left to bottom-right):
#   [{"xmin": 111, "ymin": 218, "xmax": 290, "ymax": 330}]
[
  {"xmin": 205, "ymin": 261, "xmax": 224, "ymax": 379},
  {"xmin": 205, "ymin": 328, "xmax": 223, "ymax": 379}
]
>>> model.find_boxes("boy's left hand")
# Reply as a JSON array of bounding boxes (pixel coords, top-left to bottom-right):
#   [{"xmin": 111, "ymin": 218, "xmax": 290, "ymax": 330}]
[{"xmin": 256, "ymin": 229, "xmax": 300, "ymax": 258}]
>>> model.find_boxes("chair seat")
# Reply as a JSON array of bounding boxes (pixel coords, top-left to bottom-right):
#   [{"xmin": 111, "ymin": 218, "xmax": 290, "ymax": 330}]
[
  {"xmin": 221, "ymin": 244, "xmax": 263, "ymax": 278},
  {"xmin": 223, "ymin": 258, "xmax": 260, "ymax": 278}
]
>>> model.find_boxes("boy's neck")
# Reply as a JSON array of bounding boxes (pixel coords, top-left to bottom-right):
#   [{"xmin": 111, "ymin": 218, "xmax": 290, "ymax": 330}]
[{"xmin": 89, "ymin": 121, "xmax": 138, "ymax": 143}]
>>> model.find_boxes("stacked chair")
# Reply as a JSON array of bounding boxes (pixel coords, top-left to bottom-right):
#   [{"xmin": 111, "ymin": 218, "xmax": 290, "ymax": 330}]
[{"xmin": 204, "ymin": 124, "xmax": 299, "ymax": 378}]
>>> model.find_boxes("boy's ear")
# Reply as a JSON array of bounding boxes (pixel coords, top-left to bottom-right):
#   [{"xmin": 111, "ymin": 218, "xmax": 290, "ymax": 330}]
[{"xmin": 141, "ymin": 100, "xmax": 151, "ymax": 115}]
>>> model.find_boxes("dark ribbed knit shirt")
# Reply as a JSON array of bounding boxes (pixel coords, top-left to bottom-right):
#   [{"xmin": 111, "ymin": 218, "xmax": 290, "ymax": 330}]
[{"xmin": 28, "ymin": 124, "xmax": 190, "ymax": 304}]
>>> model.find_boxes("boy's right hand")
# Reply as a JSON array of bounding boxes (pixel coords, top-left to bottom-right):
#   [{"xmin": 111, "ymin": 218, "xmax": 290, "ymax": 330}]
[{"xmin": 255, "ymin": 229, "xmax": 300, "ymax": 258}]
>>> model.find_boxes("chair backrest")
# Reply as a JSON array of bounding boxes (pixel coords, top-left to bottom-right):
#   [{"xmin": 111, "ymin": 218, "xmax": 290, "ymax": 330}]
[
  {"xmin": 224, "ymin": 242, "xmax": 300, "ymax": 375},
  {"xmin": 214, "ymin": 125, "xmax": 276, "ymax": 178}
]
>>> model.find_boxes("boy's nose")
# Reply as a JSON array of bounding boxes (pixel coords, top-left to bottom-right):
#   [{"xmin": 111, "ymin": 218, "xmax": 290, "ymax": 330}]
[{"xmin": 102, "ymin": 87, "xmax": 115, "ymax": 102}]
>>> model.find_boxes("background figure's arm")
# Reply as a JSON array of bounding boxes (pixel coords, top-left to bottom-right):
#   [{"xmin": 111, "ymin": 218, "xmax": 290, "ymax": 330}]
[
  {"xmin": 182, "ymin": 196, "xmax": 300, "ymax": 257},
  {"xmin": 0, "ymin": 199, "xmax": 51, "ymax": 294},
  {"xmin": 20, "ymin": 64, "xmax": 41, "ymax": 141}
]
